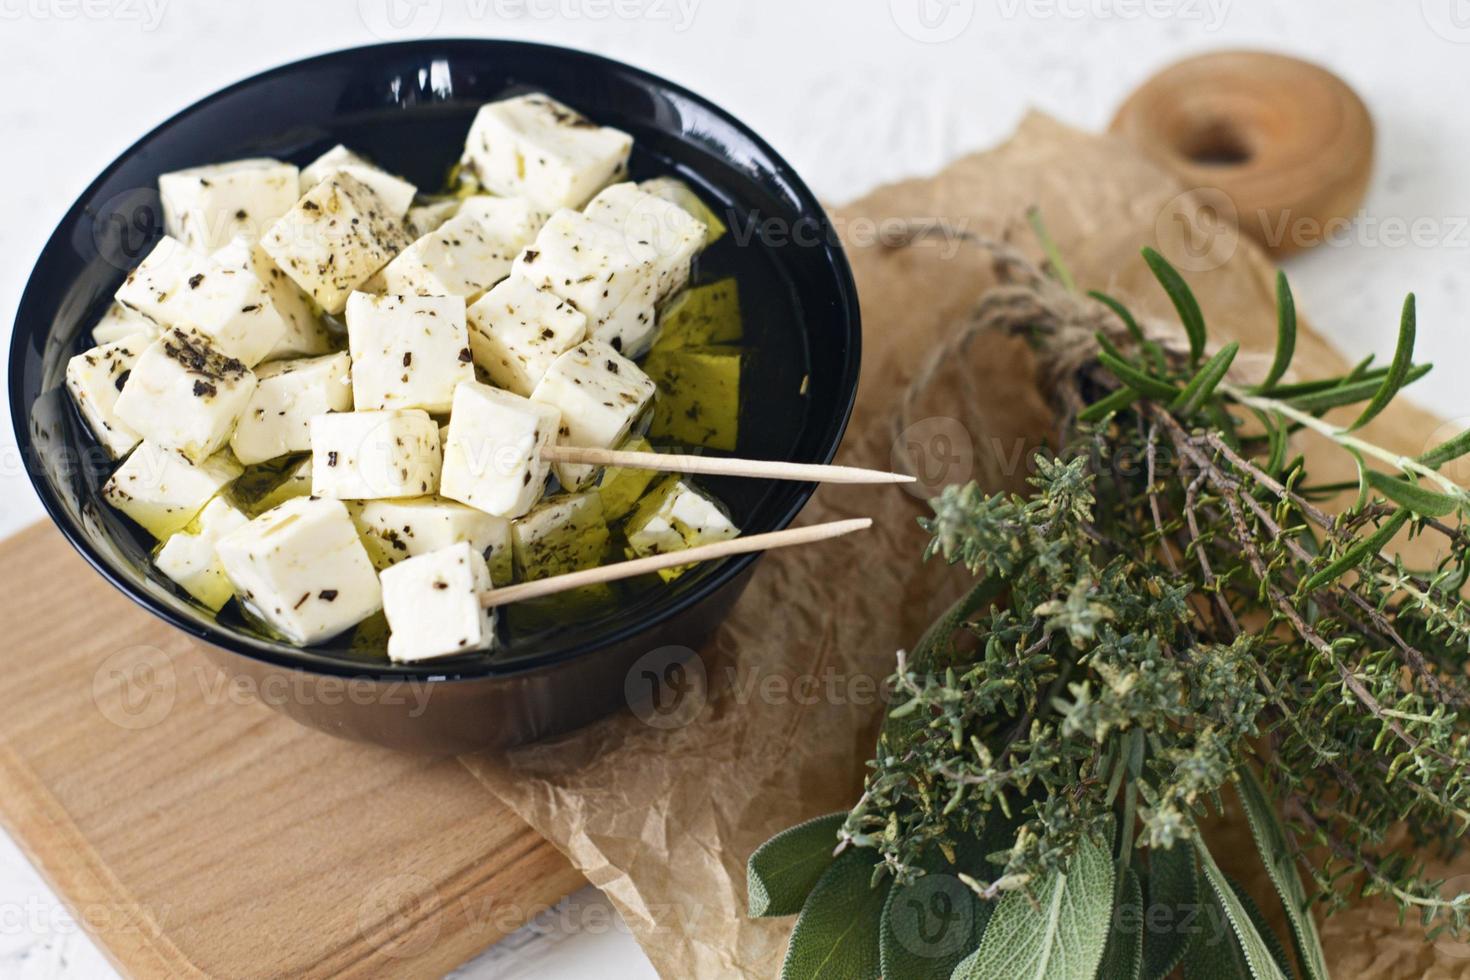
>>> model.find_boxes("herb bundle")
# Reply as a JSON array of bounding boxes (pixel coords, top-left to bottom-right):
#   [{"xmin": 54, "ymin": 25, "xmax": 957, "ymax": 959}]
[{"xmin": 748, "ymin": 238, "xmax": 1470, "ymax": 979}]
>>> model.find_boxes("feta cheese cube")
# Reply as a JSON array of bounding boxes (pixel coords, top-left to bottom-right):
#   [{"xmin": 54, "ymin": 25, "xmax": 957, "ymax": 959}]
[
  {"xmin": 102, "ymin": 442, "xmax": 242, "ymax": 539},
  {"xmin": 374, "ymin": 196, "xmax": 546, "ymax": 301},
  {"xmin": 381, "ymin": 542, "xmax": 497, "ymax": 662},
  {"xmin": 460, "ymin": 94, "xmax": 633, "ymax": 210},
  {"xmin": 406, "ymin": 198, "xmax": 462, "ymax": 237},
  {"xmin": 584, "ymin": 182, "xmax": 706, "ymax": 300},
  {"xmin": 530, "ymin": 340, "xmax": 657, "ymax": 490},
  {"xmin": 230, "ymin": 352, "xmax": 353, "ymax": 465},
  {"xmin": 595, "ymin": 435, "xmax": 658, "ymax": 521},
  {"xmin": 345, "ymin": 292, "xmax": 474, "ymax": 413},
  {"xmin": 154, "ymin": 496, "xmax": 250, "ymax": 610},
  {"xmin": 114, "ymin": 237, "xmax": 286, "ymax": 366},
  {"xmin": 639, "ymin": 176, "xmax": 726, "ymax": 245},
  {"xmin": 644, "ymin": 345, "xmax": 741, "ymax": 451},
  {"xmin": 300, "ymin": 145, "xmax": 417, "ymax": 217},
  {"xmin": 114, "ymin": 328, "xmax": 257, "ymax": 463},
  {"xmin": 213, "ymin": 235, "xmax": 331, "ymax": 361},
  {"xmin": 511, "ymin": 493, "xmax": 610, "ymax": 580},
  {"xmin": 650, "ymin": 277, "xmax": 741, "ymax": 352},
  {"xmin": 261, "ymin": 174, "xmax": 412, "ymax": 315},
  {"xmin": 625, "ymin": 477, "xmax": 740, "ymax": 580},
  {"xmin": 215, "ymin": 496, "xmax": 381, "ymax": 646},
  {"xmin": 511, "ymin": 208, "xmax": 659, "ymax": 357},
  {"xmin": 159, "ymin": 158, "xmax": 301, "ymax": 253},
  {"xmin": 91, "ymin": 301, "xmax": 159, "ymax": 346},
  {"xmin": 440, "ymin": 381, "xmax": 559, "ymax": 519},
  {"xmin": 350, "ymin": 496, "xmax": 512, "ymax": 582},
  {"xmin": 590, "ymin": 286, "xmax": 659, "ymax": 358},
  {"xmin": 466, "ymin": 274, "xmax": 586, "ymax": 396},
  {"xmin": 310, "ymin": 409, "xmax": 441, "ymax": 500},
  {"xmin": 234, "ymin": 455, "xmax": 313, "ymax": 517},
  {"xmin": 65, "ymin": 333, "xmax": 147, "ymax": 458}
]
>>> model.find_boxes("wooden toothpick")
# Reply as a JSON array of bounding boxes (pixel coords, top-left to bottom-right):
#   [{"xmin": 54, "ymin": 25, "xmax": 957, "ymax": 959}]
[
  {"xmin": 479, "ymin": 518, "xmax": 872, "ymax": 608},
  {"xmin": 540, "ymin": 446, "xmax": 914, "ymax": 485}
]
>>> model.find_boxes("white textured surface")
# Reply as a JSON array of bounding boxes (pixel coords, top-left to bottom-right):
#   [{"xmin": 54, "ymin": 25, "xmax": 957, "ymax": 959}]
[{"xmin": 2, "ymin": 1, "xmax": 1469, "ymax": 975}]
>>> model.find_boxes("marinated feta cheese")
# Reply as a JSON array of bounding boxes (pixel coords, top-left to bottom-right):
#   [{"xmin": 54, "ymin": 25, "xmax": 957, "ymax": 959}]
[
  {"xmin": 638, "ymin": 176, "xmax": 727, "ymax": 245},
  {"xmin": 114, "ymin": 328, "xmax": 257, "ymax": 463},
  {"xmin": 595, "ymin": 435, "xmax": 658, "ymax": 521},
  {"xmin": 466, "ymin": 274, "xmax": 587, "ymax": 396},
  {"xmin": 584, "ymin": 182, "xmax": 706, "ymax": 300},
  {"xmin": 460, "ymin": 94, "xmax": 633, "ymax": 210},
  {"xmin": 345, "ymin": 292, "xmax": 474, "ymax": 414},
  {"xmin": 440, "ymin": 380, "xmax": 560, "ymax": 519},
  {"xmin": 91, "ymin": 301, "xmax": 159, "ymax": 346},
  {"xmin": 65, "ymin": 333, "xmax": 148, "ymax": 458},
  {"xmin": 590, "ymin": 285, "xmax": 660, "ymax": 358},
  {"xmin": 154, "ymin": 496, "xmax": 250, "ymax": 610},
  {"xmin": 625, "ymin": 477, "xmax": 740, "ymax": 579},
  {"xmin": 530, "ymin": 340, "xmax": 657, "ymax": 490},
  {"xmin": 114, "ymin": 237, "xmax": 287, "ymax": 367},
  {"xmin": 511, "ymin": 492, "xmax": 610, "ymax": 580},
  {"xmin": 380, "ymin": 542, "xmax": 496, "ymax": 662},
  {"xmin": 374, "ymin": 196, "xmax": 546, "ymax": 301},
  {"xmin": 159, "ymin": 158, "xmax": 301, "ymax": 253},
  {"xmin": 512, "ymin": 208, "xmax": 659, "ymax": 354},
  {"xmin": 236, "ymin": 455, "xmax": 312, "ymax": 516},
  {"xmin": 406, "ymin": 198, "xmax": 462, "ymax": 237},
  {"xmin": 310, "ymin": 409, "xmax": 441, "ymax": 500},
  {"xmin": 299, "ymin": 145, "xmax": 417, "ymax": 217},
  {"xmin": 229, "ymin": 352, "xmax": 353, "ymax": 465},
  {"xmin": 215, "ymin": 496, "xmax": 381, "ymax": 646},
  {"xmin": 350, "ymin": 496, "xmax": 512, "ymax": 582},
  {"xmin": 102, "ymin": 442, "xmax": 242, "ymax": 539},
  {"xmin": 213, "ymin": 235, "xmax": 331, "ymax": 361},
  {"xmin": 260, "ymin": 173, "xmax": 412, "ymax": 315}
]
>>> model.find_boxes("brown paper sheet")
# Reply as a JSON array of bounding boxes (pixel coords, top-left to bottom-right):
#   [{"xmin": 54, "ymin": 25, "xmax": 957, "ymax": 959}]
[{"xmin": 460, "ymin": 113, "xmax": 1468, "ymax": 978}]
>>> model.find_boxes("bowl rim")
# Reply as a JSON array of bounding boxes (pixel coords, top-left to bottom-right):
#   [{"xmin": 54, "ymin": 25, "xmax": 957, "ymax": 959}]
[{"xmin": 10, "ymin": 38, "xmax": 861, "ymax": 684}]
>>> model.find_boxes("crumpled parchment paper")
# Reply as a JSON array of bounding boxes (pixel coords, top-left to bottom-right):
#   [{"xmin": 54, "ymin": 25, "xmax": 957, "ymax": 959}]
[{"xmin": 460, "ymin": 113, "xmax": 1468, "ymax": 979}]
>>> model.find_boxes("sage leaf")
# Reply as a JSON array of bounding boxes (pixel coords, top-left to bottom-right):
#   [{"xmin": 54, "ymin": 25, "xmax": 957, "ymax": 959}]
[
  {"xmin": 1143, "ymin": 247, "xmax": 1207, "ymax": 365},
  {"xmin": 1142, "ymin": 843, "xmax": 1199, "ymax": 980},
  {"xmin": 1366, "ymin": 470, "xmax": 1459, "ymax": 518},
  {"xmin": 951, "ymin": 816, "xmax": 1115, "ymax": 980},
  {"xmin": 1417, "ymin": 426, "xmax": 1470, "ymax": 469},
  {"xmin": 1350, "ymin": 293, "xmax": 1416, "ymax": 430},
  {"xmin": 1255, "ymin": 270, "xmax": 1296, "ymax": 392},
  {"xmin": 1097, "ymin": 866, "xmax": 1144, "ymax": 980},
  {"xmin": 1171, "ymin": 342, "xmax": 1239, "ymax": 416},
  {"xmin": 1190, "ymin": 838, "xmax": 1289, "ymax": 980},
  {"xmin": 1236, "ymin": 769, "xmax": 1328, "ymax": 980},
  {"xmin": 749, "ymin": 812, "xmax": 845, "ymax": 917},
  {"xmin": 781, "ymin": 847, "xmax": 891, "ymax": 980},
  {"xmin": 1299, "ymin": 507, "xmax": 1410, "ymax": 593}
]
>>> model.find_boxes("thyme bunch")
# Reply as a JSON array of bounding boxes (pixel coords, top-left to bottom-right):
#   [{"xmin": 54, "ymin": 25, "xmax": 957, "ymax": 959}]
[{"xmin": 750, "ymin": 241, "xmax": 1470, "ymax": 980}]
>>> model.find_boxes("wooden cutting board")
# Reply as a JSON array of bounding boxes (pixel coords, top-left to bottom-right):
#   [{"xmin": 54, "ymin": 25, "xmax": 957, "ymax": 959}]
[{"xmin": 0, "ymin": 521, "xmax": 582, "ymax": 978}]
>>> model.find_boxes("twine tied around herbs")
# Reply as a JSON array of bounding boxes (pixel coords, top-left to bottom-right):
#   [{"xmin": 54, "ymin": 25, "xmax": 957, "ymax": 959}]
[{"xmin": 886, "ymin": 221, "xmax": 1272, "ymax": 483}]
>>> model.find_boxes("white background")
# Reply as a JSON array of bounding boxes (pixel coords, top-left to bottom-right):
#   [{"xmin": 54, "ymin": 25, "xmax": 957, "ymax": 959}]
[{"xmin": 2, "ymin": 0, "xmax": 1469, "ymax": 975}]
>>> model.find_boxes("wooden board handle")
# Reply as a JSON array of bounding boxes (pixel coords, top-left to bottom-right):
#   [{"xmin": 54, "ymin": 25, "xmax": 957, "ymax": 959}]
[{"xmin": 1110, "ymin": 51, "xmax": 1374, "ymax": 256}]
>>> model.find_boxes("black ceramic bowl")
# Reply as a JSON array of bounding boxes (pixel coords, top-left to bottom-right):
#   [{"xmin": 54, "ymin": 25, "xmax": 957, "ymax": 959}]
[{"xmin": 10, "ymin": 40, "xmax": 860, "ymax": 754}]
